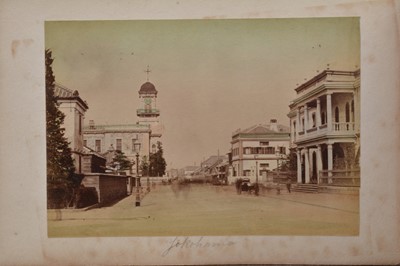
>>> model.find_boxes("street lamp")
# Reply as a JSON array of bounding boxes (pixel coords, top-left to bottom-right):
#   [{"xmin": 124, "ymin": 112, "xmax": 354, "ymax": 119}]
[
  {"xmin": 135, "ymin": 151, "xmax": 140, "ymax": 207},
  {"xmin": 254, "ymin": 154, "xmax": 259, "ymax": 184}
]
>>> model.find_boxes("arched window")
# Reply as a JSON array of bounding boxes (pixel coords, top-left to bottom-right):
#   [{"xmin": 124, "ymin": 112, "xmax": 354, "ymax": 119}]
[
  {"xmin": 312, "ymin": 113, "xmax": 316, "ymax": 127},
  {"xmin": 335, "ymin": 107, "xmax": 340, "ymax": 130},
  {"xmin": 351, "ymin": 100, "xmax": 355, "ymax": 124},
  {"xmin": 345, "ymin": 102, "xmax": 350, "ymax": 122},
  {"xmin": 293, "ymin": 121, "xmax": 296, "ymax": 134}
]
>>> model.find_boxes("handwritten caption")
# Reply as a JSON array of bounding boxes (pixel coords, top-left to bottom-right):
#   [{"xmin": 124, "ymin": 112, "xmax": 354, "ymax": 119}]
[{"xmin": 162, "ymin": 236, "xmax": 235, "ymax": 257}]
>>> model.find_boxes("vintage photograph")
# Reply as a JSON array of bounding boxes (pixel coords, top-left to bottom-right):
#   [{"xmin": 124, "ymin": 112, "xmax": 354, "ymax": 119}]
[{"xmin": 45, "ymin": 18, "xmax": 360, "ymax": 237}]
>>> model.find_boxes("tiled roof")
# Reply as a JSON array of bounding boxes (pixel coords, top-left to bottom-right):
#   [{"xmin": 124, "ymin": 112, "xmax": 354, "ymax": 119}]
[{"xmin": 240, "ymin": 123, "xmax": 290, "ymax": 134}]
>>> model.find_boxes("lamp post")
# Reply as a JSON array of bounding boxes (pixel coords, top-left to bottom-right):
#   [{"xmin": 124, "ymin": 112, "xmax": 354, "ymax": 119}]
[
  {"xmin": 254, "ymin": 154, "xmax": 259, "ymax": 184},
  {"xmin": 135, "ymin": 152, "xmax": 140, "ymax": 207}
]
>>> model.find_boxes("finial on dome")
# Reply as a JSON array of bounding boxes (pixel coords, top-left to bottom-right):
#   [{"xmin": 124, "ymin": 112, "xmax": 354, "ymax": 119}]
[{"xmin": 144, "ymin": 65, "xmax": 151, "ymax": 81}]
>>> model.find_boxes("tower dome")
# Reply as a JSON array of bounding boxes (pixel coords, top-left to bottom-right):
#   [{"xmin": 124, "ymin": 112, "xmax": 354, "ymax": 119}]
[{"xmin": 139, "ymin": 81, "xmax": 158, "ymax": 95}]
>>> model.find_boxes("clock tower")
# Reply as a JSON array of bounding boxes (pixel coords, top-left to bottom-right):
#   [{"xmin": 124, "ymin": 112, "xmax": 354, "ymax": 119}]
[{"xmin": 137, "ymin": 66, "xmax": 163, "ymax": 153}]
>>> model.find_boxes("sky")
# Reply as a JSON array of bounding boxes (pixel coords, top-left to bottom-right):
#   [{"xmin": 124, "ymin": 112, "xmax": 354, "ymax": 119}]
[{"xmin": 45, "ymin": 18, "xmax": 360, "ymax": 169}]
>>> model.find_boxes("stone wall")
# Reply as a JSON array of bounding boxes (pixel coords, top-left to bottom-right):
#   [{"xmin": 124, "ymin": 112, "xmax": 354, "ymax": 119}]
[{"xmin": 81, "ymin": 174, "xmax": 128, "ymax": 205}]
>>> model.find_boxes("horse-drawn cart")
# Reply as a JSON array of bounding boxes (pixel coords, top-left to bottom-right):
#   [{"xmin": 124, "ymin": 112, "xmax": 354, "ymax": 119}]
[{"xmin": 235, "ymin": 178, "xmax": 259, "ymax": 196}]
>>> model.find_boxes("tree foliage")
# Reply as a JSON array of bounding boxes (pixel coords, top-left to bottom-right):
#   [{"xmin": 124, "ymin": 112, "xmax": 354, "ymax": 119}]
[
  {"xmin": 111, "ymin": 150, "xmax": 133, "ymax": 171},
  {"xmin": 279, "ymin": 149, "xmax": 297, "ymax": 177},
  {"xmin": 140, "ymin": 155, "xmax": 149, "ymax": 176},
  {"xmin": 46, "ymin": 49, "xmax": 81, "ymax": 208},
  {"xmin": 149, "ymin": 141, "xmax": 167, "ymax": 177}
]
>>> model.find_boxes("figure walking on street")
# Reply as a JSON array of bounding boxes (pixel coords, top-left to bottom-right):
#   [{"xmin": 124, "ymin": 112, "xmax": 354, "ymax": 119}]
[{"xmin": 286, "ymin": 177, "xmax": 292, "ymax": 193}]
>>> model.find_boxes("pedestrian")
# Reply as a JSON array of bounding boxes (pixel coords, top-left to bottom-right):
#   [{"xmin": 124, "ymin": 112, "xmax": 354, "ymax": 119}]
[{"xmin": 286, "ymin": 177, "xmax": 292, "ymax": 193}]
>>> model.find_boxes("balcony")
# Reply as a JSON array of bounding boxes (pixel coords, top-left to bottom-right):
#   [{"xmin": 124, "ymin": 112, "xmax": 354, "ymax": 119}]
[
  {"xmin": 295, "ymin": 122, "xmax": 355, "ymax": 143},
  {"xmin": 136, "ymin": 108, "xmax": 160, "ymax": 116}
]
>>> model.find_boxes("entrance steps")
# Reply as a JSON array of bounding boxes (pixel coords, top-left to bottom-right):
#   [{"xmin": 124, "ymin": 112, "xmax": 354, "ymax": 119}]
[{"xmin": 292, "ymin": 183, "xmax": 319, "ymax": 193}]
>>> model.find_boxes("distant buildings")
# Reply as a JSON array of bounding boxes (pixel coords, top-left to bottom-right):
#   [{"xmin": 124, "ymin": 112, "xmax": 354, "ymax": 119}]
[
  {"xmin": 54, "ymin": 83, "xmax": 89, "ymax": 173},
  {"xmin": 288, "ymin": 69, "xmax": 360, "ymax": 184},
  {"xmin": 230, "ymin": 119, "xmax": 290, "ymax": 182}
]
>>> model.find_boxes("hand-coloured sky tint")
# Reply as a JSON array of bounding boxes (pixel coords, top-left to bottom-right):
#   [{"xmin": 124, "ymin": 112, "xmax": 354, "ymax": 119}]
[{"xmin": 45, "ymin": 18, "xmax": 360, "ymax": 169}]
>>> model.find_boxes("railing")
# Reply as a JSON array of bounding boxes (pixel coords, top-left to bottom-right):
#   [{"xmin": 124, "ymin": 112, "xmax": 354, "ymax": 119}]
[
  {"xmin": 136, "ymin": 109, "xmax": 160, "ymax": 115},
  {"xmin": 333, "ymin": 122, "xmax": 355, "ymax": 132},
  {"xmin": 306, "ymin": 127, "xmax": 318, "ymax": 133},
  {"xmin": 295, "ymin": 122, "xmax": 355, "ymax": 142},
  {"xmin": 83, "ymin": 123, "xmax": 150, "ymax": 130},
  {"xmin": 319, "ymin": 169, "xmax": 360, "ymax": 187}
]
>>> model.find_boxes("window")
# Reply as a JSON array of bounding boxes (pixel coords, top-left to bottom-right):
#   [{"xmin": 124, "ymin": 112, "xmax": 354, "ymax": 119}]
[
  {"xmin": 95, "ymin": 140, "xmax": 101, "ymax": 152},
  {"xmin": 116, "ymin": 139, "xmax": 122, "ymax": 151},
  {"xmin": 335, "ymin": 107, "xmax": 339, "ymax": 122},
  {"xmin": 321, "ymin": 111, "xmax": 326, "ymax": 125},
  {"xmin": 266, "ymin": 147, "xmax": 275, "ymax": 154},
  {"xmin": 83, "ymin": 140, "xmax": 87, "ymax": 147},
  {"xmin": 78, "ymin": 115, "xmax": 82, "ymax": 135},
  {"xmin": 260, "ymin": 141, "xmax": 269, "ymax": 146},
  {"xmin": 278, "ymin": 146, "xmax": 286, "ymax": 154},
  {"xmin": 152, "ymin": 144, "xmax": 157, "ymax": 154},
  {"xmin": 312, "ymin": 113, "xmax": 316, "ymax": 127}
]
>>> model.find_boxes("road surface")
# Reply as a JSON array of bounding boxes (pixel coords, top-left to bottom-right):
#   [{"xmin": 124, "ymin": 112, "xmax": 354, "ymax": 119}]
[{"xmin": 48, "ymin": 183, "xmax": 359, "ymax": 237}]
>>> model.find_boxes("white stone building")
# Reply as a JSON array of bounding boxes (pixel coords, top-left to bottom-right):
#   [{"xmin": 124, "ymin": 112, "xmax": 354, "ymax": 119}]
[
  {"xmin": 83, "ymin": 73, "xmax": 163, "ymax": 175},
  {"xmin": 54, "ymin": 83, "xmax": 89, "ymax": 173},
  {"xmin": 83, "ymin": 121, "xmax": 151, "ymax": 173},
  {"xmin": 230, "ymin": 119, "xmax": 290, "ymax": 183},
  {"xmin": 287, "ymin": 69, "xmax": 360, "ymax": 185}
]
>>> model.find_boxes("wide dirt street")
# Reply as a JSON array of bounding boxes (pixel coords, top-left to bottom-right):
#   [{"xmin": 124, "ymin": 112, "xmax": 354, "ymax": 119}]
[{"xmin": 48, "ymin": 183, "xmax": 359, "ymax": 237}]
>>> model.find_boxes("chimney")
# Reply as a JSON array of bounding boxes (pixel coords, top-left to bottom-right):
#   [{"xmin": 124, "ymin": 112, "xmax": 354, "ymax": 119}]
[
  {"xmin": 89, "ymin": 120, "xmax": 95, "ymax": 129},
  {"xmin": 270, "ymin": 119, "xmax": 278, "ymax": 132}
]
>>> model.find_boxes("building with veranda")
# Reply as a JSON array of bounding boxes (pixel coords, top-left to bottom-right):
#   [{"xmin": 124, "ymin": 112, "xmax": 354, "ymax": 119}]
[{"xmin": 287, "ymin": 69, "xmax": 360, "ymax": 185}]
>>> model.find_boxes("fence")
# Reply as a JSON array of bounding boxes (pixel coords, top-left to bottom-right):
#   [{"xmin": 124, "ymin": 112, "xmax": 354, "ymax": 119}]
[{"xmin": 319, "ymin": 169, "xmax": 360, "ymax": 187}]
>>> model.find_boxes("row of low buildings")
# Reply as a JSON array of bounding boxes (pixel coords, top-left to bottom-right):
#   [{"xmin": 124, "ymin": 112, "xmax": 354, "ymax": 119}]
[{"xmin": 181, "ymin": 69, "xmax": 360, "ymax": 187}]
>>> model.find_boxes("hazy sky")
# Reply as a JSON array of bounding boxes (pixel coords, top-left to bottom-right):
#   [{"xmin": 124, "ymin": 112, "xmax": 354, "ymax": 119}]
[{"xmin": 45, "ymin": 18, "xmax": 359, "ymax": 169}]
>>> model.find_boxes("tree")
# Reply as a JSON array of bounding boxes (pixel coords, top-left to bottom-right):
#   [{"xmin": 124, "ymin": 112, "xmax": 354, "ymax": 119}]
[
  {"xmin": 149, "ymin": 141, "xmax": 167, "ymax": 177},
  {"xmin": 46, "ymin": 49, "xmax": 81, "ymax": 208},
  {"xmin": 140, "ymin": 155, "xmax": 149, "ymax": 176},
  {"xmin": 111, "ymin": 150, "xmax": 133, "ymax": 172},
  {"xmin": 279, "ymin": 149, "xmax": 297, "ymax": 178}
]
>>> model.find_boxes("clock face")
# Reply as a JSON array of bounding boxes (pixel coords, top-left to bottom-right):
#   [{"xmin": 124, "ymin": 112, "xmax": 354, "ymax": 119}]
[{"xmin": 144, "ymin": 98, "xmax": 152, "ymax": 104}]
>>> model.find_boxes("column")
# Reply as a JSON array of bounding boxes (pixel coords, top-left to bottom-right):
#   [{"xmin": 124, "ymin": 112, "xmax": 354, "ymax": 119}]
[
  {"xmin": 316, "ymin": 98, "xmax": 321, "ymax": 129},
  {"xmin": 296, "ymin": 108, "xmax": 300, "ymax": 138},
  {"xmin": 317, "ymin": 145, "xmax": 323, "ymax": 184},
  {"xmin": 304, "ymin": 148, "xmax": 310, "ymax": 183},
  {"xmin": 297, "ymin": 149, "xmax": 302, "ymax": 184},
  {"xmin": 327, "ymin": 93, "xmax": 332, "ymax": 131},
  {"xmin": 304, "ymin": 103, "xmax": 309, "ymax": 134},
  {"xmin": 308, "ymin": 149, "xmax": 313, "ymax": 179},
  {"xmin": 327, "ymin": 144, "xmax": 333, "ymax": 183}
]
